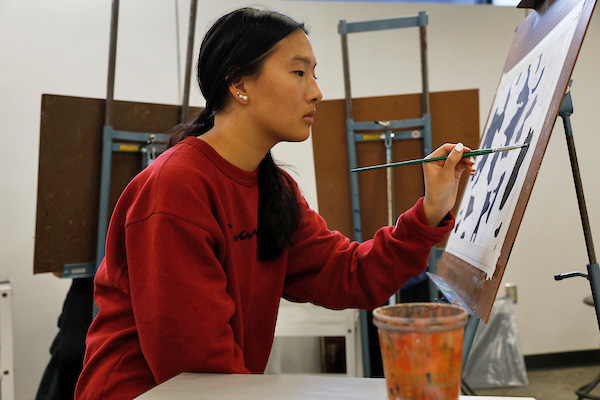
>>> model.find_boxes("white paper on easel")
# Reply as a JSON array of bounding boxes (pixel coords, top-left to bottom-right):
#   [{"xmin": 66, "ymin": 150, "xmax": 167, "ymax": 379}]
[{"xmin": 445, "ymin": 0, "xmax": 585, "ymax": 279}]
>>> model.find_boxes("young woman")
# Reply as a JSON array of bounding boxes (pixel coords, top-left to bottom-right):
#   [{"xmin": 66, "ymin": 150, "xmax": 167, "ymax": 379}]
[{"xmin": 75, "ymin": 7, "xmax": 474, "ymax": 399}]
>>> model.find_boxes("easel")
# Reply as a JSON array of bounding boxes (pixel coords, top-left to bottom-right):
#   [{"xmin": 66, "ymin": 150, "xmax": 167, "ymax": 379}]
[
  {"xmin": 32, "ymin": 2, "xmax": 202, "ymax": 396},
  {"xmin": 338, "ymin": 14, "xmax": 483, "ymax": 384},
  {"xmin": 338, "ymin": 12, "xmax": 432, "ymax": 378},
  {"xmin": 427, "ymin": 0, "xmax": 596, "ymax": 393},
  {"xmin": 553, "ymin": 81, "xmax": 600, "ymax": 400},
  {"xmin": 61, "ymin": 0, "xmax": 199, "ymax": 279},
  {"xmin": 339, "ymin": 12, "xmax": 432, "ymax": 244}
]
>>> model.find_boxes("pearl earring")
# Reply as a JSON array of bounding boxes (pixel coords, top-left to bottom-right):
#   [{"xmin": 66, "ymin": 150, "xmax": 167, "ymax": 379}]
[{"xmin": 237, "ymin": 91, "xmax": 248, "ymax": 101}]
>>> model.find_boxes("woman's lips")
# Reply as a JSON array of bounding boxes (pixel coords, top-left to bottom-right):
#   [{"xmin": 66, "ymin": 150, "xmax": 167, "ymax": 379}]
[{"xmin": 303, "ymin": 110, "xmax": 316, "ymax": 123}]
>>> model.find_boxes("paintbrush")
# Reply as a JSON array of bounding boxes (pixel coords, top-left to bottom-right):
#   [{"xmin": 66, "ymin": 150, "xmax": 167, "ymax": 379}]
[{"xmin": 351, "ymin": 143, "xmax": 530, "ymax": 173}]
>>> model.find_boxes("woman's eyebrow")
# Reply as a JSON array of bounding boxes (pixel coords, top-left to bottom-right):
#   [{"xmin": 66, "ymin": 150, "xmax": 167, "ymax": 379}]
[{"xmin": 291, "ymin": 55, "xmax": 317, "ymax": 68}]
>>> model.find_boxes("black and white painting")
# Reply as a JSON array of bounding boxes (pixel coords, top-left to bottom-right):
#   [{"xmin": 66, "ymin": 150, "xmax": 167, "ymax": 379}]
[{"xmin": 445, "ymin": 1, "xmax": 585, "ymax": 279}]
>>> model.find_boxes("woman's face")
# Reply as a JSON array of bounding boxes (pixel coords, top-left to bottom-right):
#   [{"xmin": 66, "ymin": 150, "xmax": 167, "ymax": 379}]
[{"xmin": 243, "ymin": 29, "xmax": 323, "ymax": 145}]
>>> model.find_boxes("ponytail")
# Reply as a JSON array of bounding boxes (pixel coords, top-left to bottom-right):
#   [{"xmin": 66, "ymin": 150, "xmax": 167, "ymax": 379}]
[
  {"xmin": 167, "ymin": 105, "xmax": 215, "ymax": 148},
  {"xmin": 257, "ymin": 152, "xmax": 299, "ymax": 259}
]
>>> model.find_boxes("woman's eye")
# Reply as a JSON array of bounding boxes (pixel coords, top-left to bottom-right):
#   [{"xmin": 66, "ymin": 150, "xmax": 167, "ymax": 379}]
[{"xmin": 294, "ymin": 71, "xmax": 305, "ymax": 77}]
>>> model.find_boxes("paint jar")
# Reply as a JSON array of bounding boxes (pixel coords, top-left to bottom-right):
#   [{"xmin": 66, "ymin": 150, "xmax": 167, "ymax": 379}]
[{"xmin": 373, "ymin": 302, "xmax": 468, "ymax": 400}]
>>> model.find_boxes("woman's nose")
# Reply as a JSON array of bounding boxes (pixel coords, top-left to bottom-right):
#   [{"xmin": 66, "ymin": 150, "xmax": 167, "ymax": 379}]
[{"xmin": 310, "ymin": 79, "xmax": 323, "ymax": 103}]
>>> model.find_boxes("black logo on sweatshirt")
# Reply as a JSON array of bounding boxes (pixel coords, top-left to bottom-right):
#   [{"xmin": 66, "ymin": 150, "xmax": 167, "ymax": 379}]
[{"xmin": 228, "ymin": 224, "xmax": 257, "ymax": 241}]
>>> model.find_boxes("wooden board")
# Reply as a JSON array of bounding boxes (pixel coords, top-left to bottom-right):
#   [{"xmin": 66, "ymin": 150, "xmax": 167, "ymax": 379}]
[
  {"xmin": 437, "ymin": 0, "xmax": 597, "ymax": 322},
  {"xmin": 311, "ymin": 89, "xmax": 480, "ymax": 242},
  {"xmin": 34, "ymin": 94, "xmax": 201, "ymax": 274}
]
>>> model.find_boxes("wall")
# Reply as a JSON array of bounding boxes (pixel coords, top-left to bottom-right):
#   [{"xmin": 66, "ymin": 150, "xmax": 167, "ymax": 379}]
[{"xmin": 0, "ymin": 0, "xmax": 598, "ymax": 398}]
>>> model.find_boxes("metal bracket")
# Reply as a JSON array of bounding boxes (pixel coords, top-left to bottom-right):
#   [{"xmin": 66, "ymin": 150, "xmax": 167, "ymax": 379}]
[
  {"xmin": 554, "ymin": 271, "xmax": 589, "ymax": 281},
  {"xmin": 338, "ymin": 13, "xmax": 428, "ymax": 35},
  {"xmin": 62, "ymin": 263, "xmax": 96, "ymax": 279}
]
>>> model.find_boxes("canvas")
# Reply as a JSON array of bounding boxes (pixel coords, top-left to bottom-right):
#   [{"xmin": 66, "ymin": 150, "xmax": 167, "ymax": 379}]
[{"xmin": 445, "ymin": 0, "xmax": 585, "ymax": 279}]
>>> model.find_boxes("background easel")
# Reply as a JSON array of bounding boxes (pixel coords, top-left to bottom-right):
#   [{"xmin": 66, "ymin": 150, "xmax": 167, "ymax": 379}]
[
  {"xmin": 34, "ymin": 0, "xmax": 202, "ymax": 277},
  {"xmin": 311, "ymin": 89, "xmax": 479, "ymax": 378},
  {"xmin": 339, "ymin": 11, "xmax": 444, "ymax": 377}
]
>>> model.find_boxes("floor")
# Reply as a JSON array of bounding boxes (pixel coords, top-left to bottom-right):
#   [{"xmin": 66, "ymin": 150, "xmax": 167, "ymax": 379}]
[{"xmin": 470, "ymin": 365, "xmax": 600, "ymax": 400}]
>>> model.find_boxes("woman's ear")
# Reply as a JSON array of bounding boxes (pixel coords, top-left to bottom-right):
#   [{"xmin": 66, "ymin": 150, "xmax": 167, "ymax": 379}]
[{"xmin": 229, "ymin": 76, "xmax": 249, "ymax": 104}]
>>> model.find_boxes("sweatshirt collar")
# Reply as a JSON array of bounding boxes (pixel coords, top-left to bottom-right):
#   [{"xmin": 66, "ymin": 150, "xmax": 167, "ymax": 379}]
[{"xmin": 181, "ymin": 136, "xmax": 259, "ymax": 187}]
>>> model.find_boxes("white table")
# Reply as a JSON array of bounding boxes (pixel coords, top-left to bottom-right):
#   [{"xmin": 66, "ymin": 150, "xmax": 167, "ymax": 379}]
[{"xmin": 137, "ymin": 373, "xmax": 535, "ymax": 399}]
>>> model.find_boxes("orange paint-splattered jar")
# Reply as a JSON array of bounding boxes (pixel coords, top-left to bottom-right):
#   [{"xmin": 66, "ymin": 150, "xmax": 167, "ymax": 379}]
[{"xmin": 373, "ymin": 303, "xmax": 468, "ymax": 400}]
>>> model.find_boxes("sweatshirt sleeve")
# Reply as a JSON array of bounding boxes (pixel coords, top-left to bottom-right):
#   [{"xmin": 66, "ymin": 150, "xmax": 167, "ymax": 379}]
[
  {"xmin": 283, "ymin": 196, "xmax": 454, "ymax": 310},
  {"xmin": 125, "ymin": 213, "xmax": 250, "ymax": 384}
]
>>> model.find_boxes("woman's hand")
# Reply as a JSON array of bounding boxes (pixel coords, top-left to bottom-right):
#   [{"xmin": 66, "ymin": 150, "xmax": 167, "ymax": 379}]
[{"xmin": 422, "ymin": 142, "xmax": 475, "ymax": 227}]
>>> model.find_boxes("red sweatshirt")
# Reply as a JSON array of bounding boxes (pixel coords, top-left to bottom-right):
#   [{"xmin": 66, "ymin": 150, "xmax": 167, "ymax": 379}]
[{"xmin": 75, "ymin": 137, "xmax": 453, "ymax": 399}]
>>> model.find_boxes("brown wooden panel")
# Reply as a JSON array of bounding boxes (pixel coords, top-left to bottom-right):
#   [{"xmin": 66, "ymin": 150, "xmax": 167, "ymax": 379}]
[
  {"xmin": 34, "ymin": 94, "xmax": 201, "ymax": 274},
  {"xmin": 311, "ymin": 89, "xmax": 480, "ymax": 242},
  {"xmin": 438, "ymin": 0, "xmax": 597, "ymax": 322}
]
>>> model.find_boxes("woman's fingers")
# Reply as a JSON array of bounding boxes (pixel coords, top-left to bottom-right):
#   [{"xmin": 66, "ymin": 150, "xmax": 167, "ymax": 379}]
[
  {"xmin": 432, "ymin": 142, "xmax": 476, "ymax": 176},
  {"xmin": 422, "ymin": 142, "xmax": 475, "ymax": 226},
  {"xmin": 446, "ymin": 142, "xmax": 465, "ymax": 164}
]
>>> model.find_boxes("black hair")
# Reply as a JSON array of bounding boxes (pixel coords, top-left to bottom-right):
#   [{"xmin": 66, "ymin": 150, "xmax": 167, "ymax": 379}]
[{"xmin": 168, "ymin": 7, "xmax": 305, "ymax": 259}]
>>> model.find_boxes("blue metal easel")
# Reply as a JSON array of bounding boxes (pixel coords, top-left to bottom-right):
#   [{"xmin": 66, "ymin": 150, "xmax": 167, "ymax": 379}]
[
  {"xmin": 62, "ymin": 0, "xmax": 197, "ymax": 279},
  {"xmin": 338, "ymin": 12, "xmax": 432, "ymax": 244}
]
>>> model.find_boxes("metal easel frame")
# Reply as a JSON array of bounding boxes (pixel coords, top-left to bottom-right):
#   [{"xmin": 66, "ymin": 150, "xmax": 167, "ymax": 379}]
[
  {"xmin": 552, "ymin": 81, "xmax": 600, "ymax": 400},
  {"xmin": 338, "ymin": 12, "xmax": 432, "ymax": 378},
  {"xmin": 62, "ymin": 0, "xmax": 198, "ymax": 278},
  {"xmin": 339, "ymin": 11, "xmax": 432, "ymax": 242}
]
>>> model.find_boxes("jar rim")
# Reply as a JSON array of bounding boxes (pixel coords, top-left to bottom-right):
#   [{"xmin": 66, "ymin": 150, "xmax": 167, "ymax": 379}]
[{"xmin": 373, "ymin": 302, "xmax": 468, "ymax": 332}]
